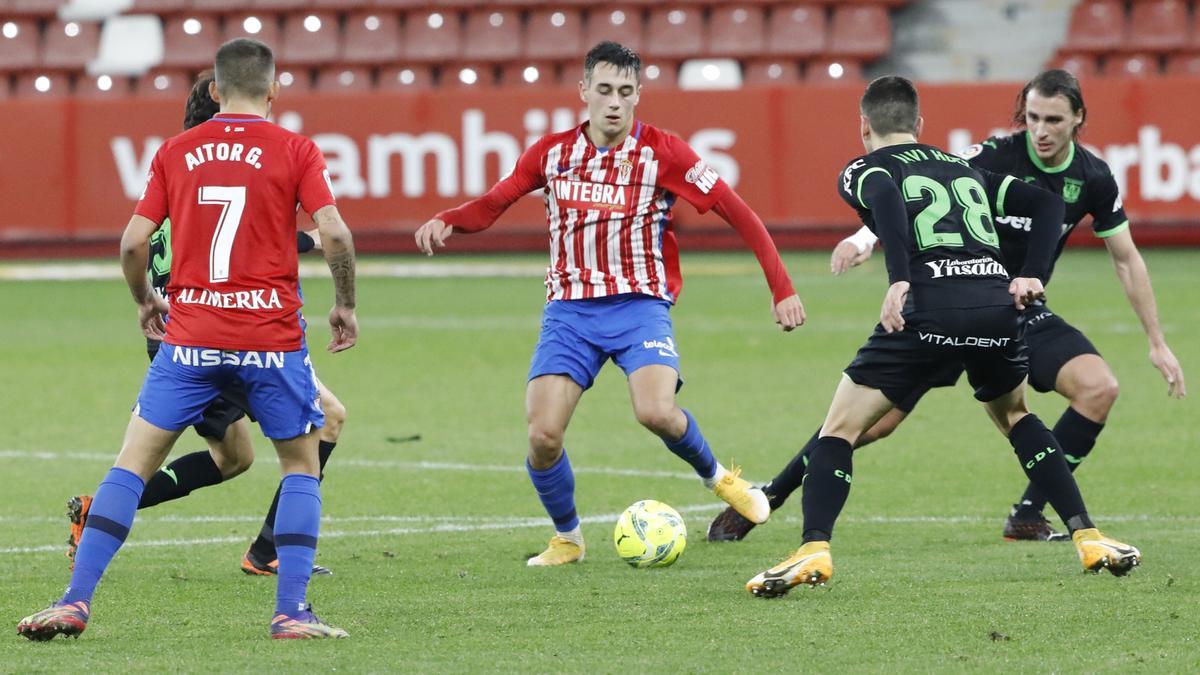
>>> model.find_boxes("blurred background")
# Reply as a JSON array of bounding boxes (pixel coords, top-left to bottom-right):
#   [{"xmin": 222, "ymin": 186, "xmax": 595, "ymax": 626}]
[{"xmin": 1, "ymin": 0, "xmax": 1198, "ymax": 256}]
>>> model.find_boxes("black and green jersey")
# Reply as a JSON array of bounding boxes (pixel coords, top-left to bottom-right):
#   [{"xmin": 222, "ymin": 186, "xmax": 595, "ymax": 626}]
[
  {"xmin": 961, "ymin": 130, "xmax": 1129, "ymax": 284},
  {"xmin": 838, "ymin": 142, "xmax": 1061, "ymax": 312},
  {"xmin": 148, "ymin": 218, "xmax": 172, "ymax": 298}
]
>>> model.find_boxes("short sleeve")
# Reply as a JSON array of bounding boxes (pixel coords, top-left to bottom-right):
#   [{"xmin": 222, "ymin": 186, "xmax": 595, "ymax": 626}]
[
  {"xmin": 1087, "ymin": 167, "xmax": 1129, "ymax": 238},
  {"xmin": 961, "ymin": 135, "xmax": 1014, "ymax": 173},
  {"xmin": 837, "ymin": 154, "xmax": 890, "ymax": 212},
  {"xmin": 133, "ymin": 147, "xmax": 169, "ymax": 225},
  {"xmin": 658, "ymin": 133, "xmax": 728, "ymax": 213},
  {"xmin": 296, "ymin": 138, "xmax": 337, "ymax": 216}
]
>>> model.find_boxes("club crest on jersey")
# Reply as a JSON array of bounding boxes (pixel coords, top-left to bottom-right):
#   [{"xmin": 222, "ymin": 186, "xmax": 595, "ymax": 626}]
[
  {"xmin": 685, "ymin": 160, "xmax": 719, "ymax": 194},
  {"xmin": 958, "ymin": 143, "xmax": 984, "ymax": 160},
  {"xmin": 551, "ymin": 179, "xmax": 630, "ymax": 213},
  {"xmin": 1062, "ymin": 177, "xmax": 1083, "ymax": 203},
  {"xmin": 617, "ymin": 158, "xmax": 634, "ymax": 184},
  {"xmin": 842, "ymin": 159, "xmax": 866, "ymax": 195}
]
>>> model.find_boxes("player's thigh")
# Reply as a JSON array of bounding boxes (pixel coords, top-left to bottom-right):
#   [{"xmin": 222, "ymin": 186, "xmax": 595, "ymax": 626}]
[
  {"xmin": 528, "ymin": 303, "xmax": 606, "ymax": 392},
  {"xmin": 843, "ymin": 322, "xmax": 959, "ymax": 412},
  {"xmin": 525, "ymin": 374, "xmax": 585, "ymax": 433},
  {"xmin": 980, "ymin": 378, "xmax": 1031, "ymax": 436},
  {"xmin": 1022, "ymin": 308, "xmax": 1102, "ymax": 394},
  {"xmin": 204, "ymin": 417, "xmax": 255, "ymax": 479},
  {"xmin": 238, "ymin": 349, "xmax": 324, "ymax": 442},
  {"xmin": 1054, "ymin": 353, "xmax": 1117, "ymax": 402},
  {"xmin": 820, "ymin": 374, "xmax": 895, "ymax": 444},
  {"xmin": 135, "ymin": 343, "xmax": 226, "ymax": 437},
  {"xmin": 626, "ymin": 364, "xmax": 681, "ymax": 418},
  {"xmin": 859, "ymin": 407, "xmax": 910, "ymax": 446},
  {"xmin": 114, "ymin": 414, "xmax": 186, "ymax": 481}
]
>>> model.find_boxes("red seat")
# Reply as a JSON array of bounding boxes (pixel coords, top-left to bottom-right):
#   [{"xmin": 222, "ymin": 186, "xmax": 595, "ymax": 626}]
[
  {"xmin": 253, "ymin": 0, "xmax": 310, "ymax": 12},
  {"xmin": 8, "ymin": 0, "xmax": 61, "ymax": 17},
  {"xmin": 130, "ymin": 0, "xmax": 189, "ymax": 15},
  {"xmin": 708, "ymin": 6, "xmax": 766, "ymax": 58},
  {"xmin": 638, "ymin": 61, "xmax": 676, "ymax": 88},
  {"xmin": 0, "ymin": 75, "xmax": 10, "ymax": 100},
  {"xmin": 42, "ymin": 21, "xmax": 101, "ymax": 70},
  {"xmin": 1062, "ymin": 1, "xmax": 1125, "ymax": 54},
  {"xmin": 222, "ymin": 13, "xmax": 282, "ymax": 49},
  {"xmin": 161, "ymin": 16, "xmax": 221, "ymax": 69},
  {"xmin": 462, "ymin": 9, "xmax": 522, "ymax": 62},
  {"xmin": 341, "ymin": 12, "xmax": 401, "ymax": 64},
  {"xmin": 1048, "ymin": 53, "xmax": 1100, "ymax": 79},
  {"xmin": 584, "ymin": 8, "xmax": 645, "ymax": 55},
  {"xmin": 766, "ymin": 4, "xmax": 826, "ymax": 57},
  {"xmin": 806, "ymin": 58, "xmax": 863, "ymax": 82},
  {"xmin": 1126, "ymin": 0, "xmax": 1188, "ymax": 53},
  {"xmin": 373, "ymin": 0, "xmax": 428, "ymax": 9},
  {"xmin": 279, "ymin": 12, "xmax": 340, "ymax": 66},
  {"xmin": 500, "ymin": 61, "xmax": 558, "ymax": 88},
  {"xmin": 314, "ymin": 65, "xmax": 372, "ymax": 92},
  {"xmin": 14, "ymin": 72, "xmax": 71, "ymax": 97},
  {"xmin": 1104, "ymin": 53, "xmax": 1159, "ymax": 77},
  {"xmin": 310, "ymin": 0, "xmax": 359, "ymax": 10},
  {"xmin": 642, "ymin": 7, "xmax": 703, "ymax": 60},
  {"xmin": 444, "ymin": 63, "xmax": 495, "ymax": 88},
  {"xmin": 828, "ymin": 5, "xmax": 889, "ymax": 59},
  {"xmin": 1165, "ymin": 53, "xmax": 1200, "ymax": 76},
  {"xmin": 191, "ymin": 0, "xmax": 246, "ymax": 14},
  {"xmin": 137, "ymin": 68, "xmax": 195, "ymax": 97},
  {"xmin": 0, "ymin": 19, "xmax": 40, "ymax": 71},
  {"xmin": 403, "ymin": 10, "xmax": 463, "ymax": 62},
  {"xmin": 377, "ymin": 64, "xmax": 435, "ymax": 91},
  {"xmin": 77, "ymin": 73, "xmax": 134, "ymax": 98},
  {"xmin": 743, "ymin": 59, "xmax": 802, "ymax": 86},
  {"xmin": 277, "ymin": 67, "xmax": 312, "ymax": 91},
  {"xmin": 525, "ymin": 9, "xmax": 584, "ymax": 61}
]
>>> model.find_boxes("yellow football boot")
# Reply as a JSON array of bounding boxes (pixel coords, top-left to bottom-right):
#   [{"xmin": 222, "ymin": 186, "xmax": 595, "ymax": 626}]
[
  {"xmin": 712, "ymin": 466, "xmax": 771, "ymax": 525},
  {"xmin": 526, "ymin": 534, "xmax": 585, "ymax": 567},
  {"xmin": 1073, "ymin": 528, "xmax": 1141, "ymax": 576},
  {"xmin": 746, "ymin": 541, "xmax": 833, "ymax": 598}
]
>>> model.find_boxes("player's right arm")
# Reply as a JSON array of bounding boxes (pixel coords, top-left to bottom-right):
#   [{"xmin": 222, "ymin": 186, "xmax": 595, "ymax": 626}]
[
  {"xmin": 838, "ymin": 156, "xmax": 912, "ymax": 331},
  {"xmin": 126, "ymin": 149, "xmax": 171, "ymax": 339},
  {"xmin": 313, "ymin": 205, "xmax": 357, "ymax": 353},
  {"xmin": 981, "ymin": 170, "xmax": 1065, "ymax": 309},
  {"xmin": 415, "ymin": 138, "xmax": 549, "ymax": 255}
]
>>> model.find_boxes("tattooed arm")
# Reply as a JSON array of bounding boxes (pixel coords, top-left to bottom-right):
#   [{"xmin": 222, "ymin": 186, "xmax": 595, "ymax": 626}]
[{"xmin": 313, "ymin": 205, "xmax": 358, "ymax": 352}]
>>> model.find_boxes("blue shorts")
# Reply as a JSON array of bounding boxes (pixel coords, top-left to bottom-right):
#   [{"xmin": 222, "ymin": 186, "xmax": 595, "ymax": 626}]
[
  {"xmin": 135, "ymin": 343, "xmax": 324, "ymax": 440},
  {"xmin": 528, "ymin": 294, "xmax": 682, "ymax": 391}
]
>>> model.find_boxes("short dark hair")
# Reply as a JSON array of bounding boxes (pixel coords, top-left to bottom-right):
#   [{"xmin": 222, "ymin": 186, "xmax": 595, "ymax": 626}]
[
  {"xmin": 183, "ymin": 69, "xmax": 219, "ymax": 130},
  {"xmin": 583, "ymin": 41, "xmax": 641, "ymax": 82},
  {"xmin": 1013, "ymin": 69, "xmax": 1087, "ymax": 136},
  {"xmin": 213, "ymin": 38, "xmax": 274, "ymax": 100},
  {"xmin": 860, "ymin": 76, "xmax": 920, "ymax": 136}
]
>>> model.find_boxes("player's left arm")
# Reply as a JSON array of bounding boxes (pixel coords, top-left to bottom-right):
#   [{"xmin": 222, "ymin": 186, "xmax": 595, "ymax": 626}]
[
  {"xmin": 120, "ymin": 214, "xmax": 169, "ymax": 340},
  {"xmin": 854, "ymin": 169, "xmax": 911, "ymax": 333}
]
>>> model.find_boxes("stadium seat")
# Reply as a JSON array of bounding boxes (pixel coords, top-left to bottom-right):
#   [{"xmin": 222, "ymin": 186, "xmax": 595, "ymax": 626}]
[
  {"xmin": 252, "ymin": 0, "xmax": 309, "ymax": 12},
  {"xmin": 679, "ymin": 58, "xmax": 741, "ymax": 90},
  {"xmin": 584, "ymin": 8, "xmax": 645, "ymax": 55},
  {"xmin": 314, "ymin": 65, "xmax": 372, "ymax": 92},
  {"xmin": 310, "ymin": 0, "xmax": 359, "ymax": 10},
  {"xmin": 806, "ymin": 58, "xmax": 863, "ymax": 82},
  {"xmin": 643, "ymin": 7, "xmax": 704, "ymax": 60},
  {"xmin": 191, "ymin": 0, "xmax": 245, "ymax": 14},
  {"xmin": 638, "ymin": 61, "xmax": 676, "ymax": 88},
  {"xmin": 445, "ymin": 63, "xmax": 496, "ymax": 88},
  {"xmin": 76, "ymin": 72, "xmax": 134, "ymax": 97},
  {"xmin": 743, "ymin": 59, "xmax": 802, "ymax": 86},
  {"xmin": 500, "ymin": 62, "xmax": 558, "ymax": 88},
  {"xmin": 341, "ymin": 12, "xmax": 401, "ymax": 64},
  {"xmin": 1061, "ymin": 0, "xmax": 1125, "ymax": 54},
  {"xmin": 42, "ymin": 21, "xmax": 102, "ymax": 71},
  {"xmin": 13, "ymin": 72, "xmax": 72, "ymax": 97},
  {"xmin": 222, "ymin": 13, "xmax": 282, "ymax": 50},
  {"xmin": 373, "ymin": 0, "xmax": 428, "ymax": 9},
  {"xmin": 8, "ymin": 0, "xmax": 62, "ymax": 17},
  {"xmin": 524, "ymin": 9, "xmax": 584, "ymax": 61},
  {"xmin": 279, "ymin": 12, "xmax": 341, "ymax": 66},
  {"xmin": 403, "ymin": 10, "xmax": 463, "ymax": 62},
  {"xmin": 0, "ymin": 75, "xmax": 10, "ymax": 101},
  {"xmin": 1048, "ymin": 53, "xmax": 1100, "ymax": 79},
  {"xmin": 89, "ymin": 14, "xmax": 163, "ymax": 76},
  {"xmin": 377, "ymin": 64, "xmax": 435, "ymax": 91},
  {"xmin": 1165, "ymin": 53, "xmax": 1200, "ymax": 76},
  {"xmin": 1126, "ymin": 0, "xmax": 1188, "ymax": 53},
  {"xmin": 828, "ymin": 5, "xmax": 890, "ymax": 59},
  {"xmin": 0, "ymin": 19, "xmax": 40, "ymax": 71},
  {"xmin": 766, "ymin": 4, "xmax": 827, "ymax": 58},
  {"xmin": 136, "ymin": 68, "xmax": 194, "ymax": 97},
  {"xmin": 59, "ymin": 0, "xmax": 134, "ymax": 22},
  {"xmin": 707, "ymin": 5, "xmax": 766, "ymax": 59},
  {"xmin": 1104, "ymin": 53, "xmax": 1159, "ymax": 78},
  {"xmin": 276, "ymin": 67, "xmax": 312, "ymax": 91},
  {"xmin": 462, "ymin": 9, "xmax": 522, "ymax": 62},
  {"xmin": 161, "ymin": 15, "xmax": 221, "ymax": 70},
  {"xmin": 129, "ymin": 0, "xmax": 188, "ymax": 15}
]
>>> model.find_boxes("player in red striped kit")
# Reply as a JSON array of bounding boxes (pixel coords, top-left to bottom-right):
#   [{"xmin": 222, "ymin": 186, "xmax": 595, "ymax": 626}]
[{"xmin": 415, "ymin": 42, "xmax": 806, "ymax": 566}]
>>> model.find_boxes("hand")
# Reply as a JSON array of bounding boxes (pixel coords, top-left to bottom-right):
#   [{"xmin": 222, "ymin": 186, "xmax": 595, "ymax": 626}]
[
  {"xmin": 772, "ymin": 294, "xmax": 806, "ymax": 332},
  {"xmin": 138, "ymin": 294, "xmax": 169, "ymax": 340},
  {"xmin": 831, "ymin": 240, "xmax": 872, "ymax": 276},
  {"xmin": 414, "ymin": 218, "xmax": 452, "ymax": 256},
  {"xmin": 880, "ymin": 281, "xmax": 909, "ymax": 333},
  {"xmin": 328, "ymin": 305, "xmax": 358, "ymax": 353},
  {"xmin": 1008, "ymin": 277, "xmax": 1045, "ymax": 311},
  {"xmin": 1149, "ymin": 342, "xmax": 1186, "ymax": 398}
]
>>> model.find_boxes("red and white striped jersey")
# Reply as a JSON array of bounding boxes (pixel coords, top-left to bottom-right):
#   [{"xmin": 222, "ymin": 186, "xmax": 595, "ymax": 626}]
[{"xmin": 439, "ymin": 120, "xmax": 728, "ymax": 302}]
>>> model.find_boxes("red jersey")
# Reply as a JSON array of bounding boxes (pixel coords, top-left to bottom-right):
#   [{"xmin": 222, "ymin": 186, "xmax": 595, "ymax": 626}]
[
  {"xmin": 134, "ymin": 113, "xmax": 335, "ymax": 351},
  {"xmin": 439, "ymin": 121, "xmax": 731, "ymax": 303}
]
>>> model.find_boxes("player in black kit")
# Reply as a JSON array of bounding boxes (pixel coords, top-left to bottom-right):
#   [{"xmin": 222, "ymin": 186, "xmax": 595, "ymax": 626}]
[
  {"xmin": 744, "ymin": 77, "xmax": 1139, "ymax": 597},
  {"xmin": 710, "ymin": 70, "xmax": 1186, "ymax": 544}
]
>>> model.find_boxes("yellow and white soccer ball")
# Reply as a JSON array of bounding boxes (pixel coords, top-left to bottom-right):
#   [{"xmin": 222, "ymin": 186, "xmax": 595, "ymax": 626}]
[{"xmin": 613, "ymin": 500, "xmax": 687, "ymax": 568}]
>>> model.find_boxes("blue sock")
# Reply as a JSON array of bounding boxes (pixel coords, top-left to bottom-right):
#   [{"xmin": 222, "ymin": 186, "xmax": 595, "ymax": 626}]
[
  {"xmin": 664, "ymin": 409, "xmax": 718, "ymax": 480},
  {"xmin": 527, "ymin": 451, "xmax": 578, "ymax": 532},
  {"xmin": 62, "ymin": 467, "xmax": 145, "ymax": 604},
  {"xmin": 274, "ymin": 474, "xmax": 321, "ymax": 616}
]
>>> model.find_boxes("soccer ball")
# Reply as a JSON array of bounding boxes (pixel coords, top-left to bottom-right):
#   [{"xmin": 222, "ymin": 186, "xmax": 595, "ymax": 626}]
[{"xmin": 613, "ymin": 500, "xmax": 687, "ymax": 568}]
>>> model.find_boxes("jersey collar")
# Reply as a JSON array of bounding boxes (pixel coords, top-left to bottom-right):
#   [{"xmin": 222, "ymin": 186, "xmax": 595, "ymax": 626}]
[
  {"xmin": 208, "ymin": 113, "xmax": 269, "ymax": 123},
  {"xmin": 1025, "ymin": 131, "xmax": 1074, "ymax": 174}
]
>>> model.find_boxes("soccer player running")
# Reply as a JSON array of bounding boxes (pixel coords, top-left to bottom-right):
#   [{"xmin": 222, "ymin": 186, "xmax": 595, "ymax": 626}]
[
  {"xmin": 709, "ymin": 69, "xmax": 1186, "ymax": 544},
  {"xmin": 65, "ymin": 70, "xmax": 347, "ymax": 578},
  {"xmin": 744, "ymin": 76, "xmax": 1139, "ymax": 598},
  {"xmin": 18, "ymin": 39, "xmax": 358, "ymax": 640},
  {"xmin": 414, "ymin": 42, "xmax": 805, "ymax": 567}
]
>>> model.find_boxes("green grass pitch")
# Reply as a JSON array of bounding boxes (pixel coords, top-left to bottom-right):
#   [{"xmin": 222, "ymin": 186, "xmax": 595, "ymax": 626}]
[{"xmin": 0, "ymin": 249, "xmax": 1197, "ymax": 672}]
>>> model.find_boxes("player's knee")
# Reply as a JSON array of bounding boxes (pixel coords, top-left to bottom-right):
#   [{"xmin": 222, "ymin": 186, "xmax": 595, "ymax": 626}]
[
  {"xmin": 528, "ymin": 423, "xmax": 564, "ymax": 455},
  {"xmin": 211, "ymin": 446, "xmax": 253, "ymax": 479},
  {"xmin": 322, "ymin": 397, "xmax": 347, "ymax": 438},
  {"xmin": 1077, "ymin": 374, "xmax": 1119, "ymax": 417},
  {"xmin": 632, "ymin": 401, "xmax": 676, "ymax": 436}
]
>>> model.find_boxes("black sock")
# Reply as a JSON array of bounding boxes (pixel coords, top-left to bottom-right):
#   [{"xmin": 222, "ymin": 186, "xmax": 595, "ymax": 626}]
[
  {"xmin": 138, "ymin": 451, "xmax": 223, "ymax": 509},
  {"xmin": 764, "ymin": 430, "xmax": 820, "ymax": 511},
  {"xmin": 1016, "ymin": 407, "xmax": 1104, "ymax": 515},
  {"xmin": 1008, "ymin": 414, "xmax": 1093, "ymax": 531},
  {"xmin": 250, "ymin": 441, "xmax": 337, "ymax": 559},
  {"xmin": 800, "ymin": 437, "xmax": 854, "ymax": 543}
]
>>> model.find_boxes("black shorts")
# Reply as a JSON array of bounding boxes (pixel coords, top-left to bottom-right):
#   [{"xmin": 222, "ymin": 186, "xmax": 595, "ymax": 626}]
[
  {"xmin": 844, "ymin": 306, "xmax": 1028, "ymax": 407},
  {"xmin": 145, "ymin": 338, "xmax": 253, "ymax": 441},
  {"xmin": 1019, "ymin": 304, "xmax": 1101, "ymax": 393}
]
